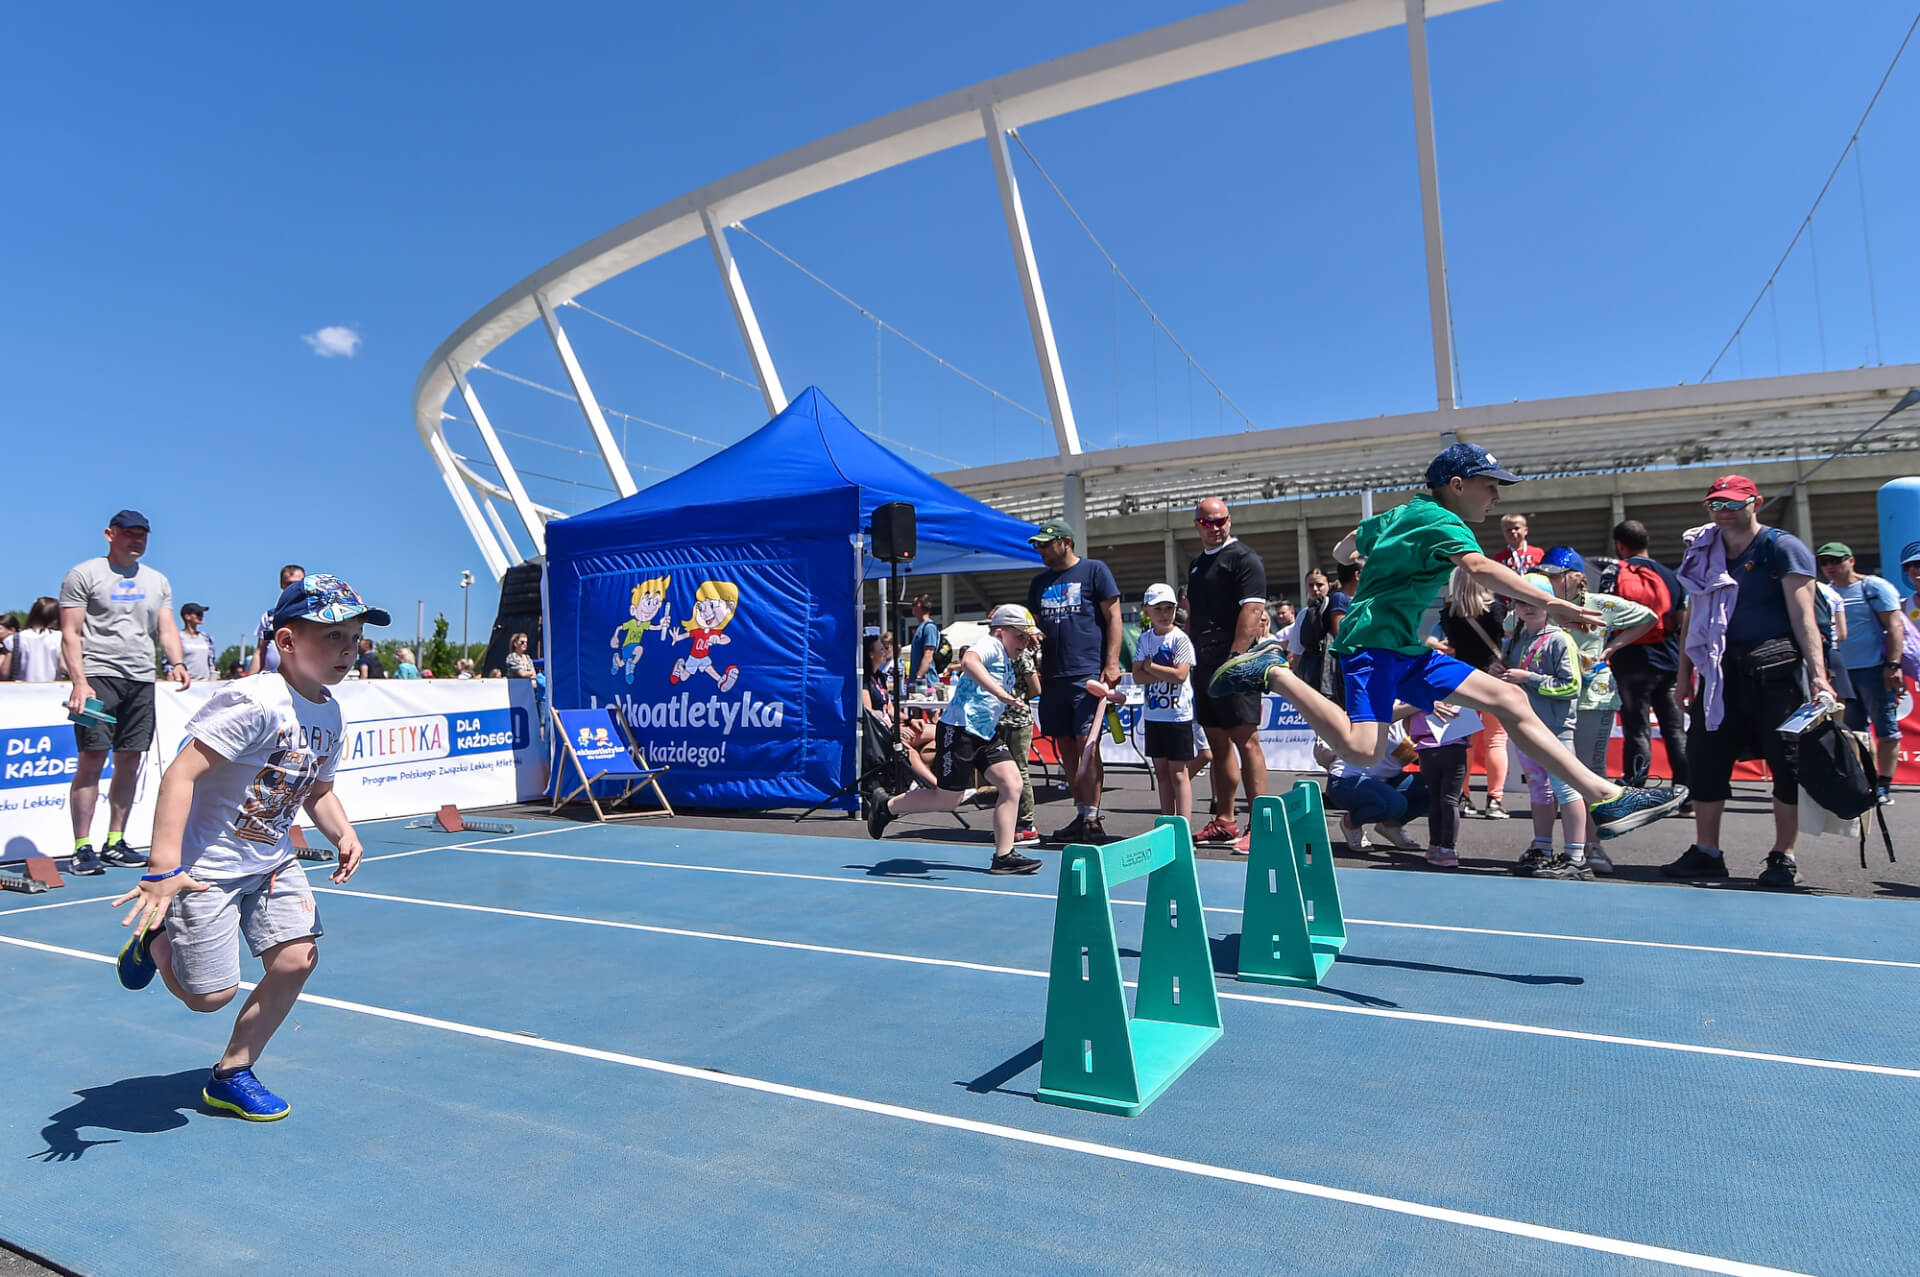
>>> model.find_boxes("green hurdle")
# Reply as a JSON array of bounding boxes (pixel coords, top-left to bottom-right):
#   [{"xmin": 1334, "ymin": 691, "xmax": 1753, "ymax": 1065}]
[
  {"xmin": 1038, "ymin": 816, "xmax": 1222, "ymax": 1117},
  {"xmin": 1237, "ymin": 782, "xmax": 1347, "ymax": 987}
]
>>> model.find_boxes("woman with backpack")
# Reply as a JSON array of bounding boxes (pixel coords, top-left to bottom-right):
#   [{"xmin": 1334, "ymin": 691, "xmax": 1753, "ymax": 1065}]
[{"xmin": 1539, "ymin": 547, "xmax": 1656, "ymax": 780}]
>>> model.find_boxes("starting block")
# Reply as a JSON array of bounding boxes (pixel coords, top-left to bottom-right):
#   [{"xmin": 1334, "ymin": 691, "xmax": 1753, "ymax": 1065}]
[
  {"xmin": 1038, "ymin": 816, "xmax": 1222, "ymax": 1117},
  {"xmin": 289, "ymin": 826, "xmax": 335, "ymax": 863},
  {"xmin": 1237, "ymin": 782, "xmax": 1347, "ymax": 987},
  {"xmin": 403, "ymin": 804, "xmax": 516, "ymax": 835},
  {"xmin": 67, "ymin": 697, "xmax": 117, "ymax": 731},
  {"xmin": 0, "ymin": 857, "xmax": 65, "ymax": 894}
]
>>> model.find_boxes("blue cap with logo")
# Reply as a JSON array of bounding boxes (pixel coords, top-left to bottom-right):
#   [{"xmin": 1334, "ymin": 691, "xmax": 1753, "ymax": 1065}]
[
  {"xmin": 1425, "ymin": 442, "xmax": 1521, "ymax": 487},
  {"xmin": 1539, "ymin": 546, "xmax": 1588, "ymax": 576},
  {"xmin": 268, "ymin": 573, "xmax": 392, "ymax": 629},
  {"xmin": 108, "ymin": 509, "xmax": 150, "ymax": 531}
]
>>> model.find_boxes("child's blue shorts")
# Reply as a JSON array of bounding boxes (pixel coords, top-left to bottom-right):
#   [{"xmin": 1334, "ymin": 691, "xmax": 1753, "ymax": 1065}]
[{"xmin": 1342, "ymin": 648, "xmax": 1476, "ymax": 723}]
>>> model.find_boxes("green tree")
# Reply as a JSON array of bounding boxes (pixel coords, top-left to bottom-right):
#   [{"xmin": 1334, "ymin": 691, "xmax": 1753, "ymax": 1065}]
[
  {"xmin": 217, "ymin": 644, "xmax": 245, "ymax": 676},
  {"xmin": 422, "ymin": 614, "xmax": 456, "ymax": 678}
]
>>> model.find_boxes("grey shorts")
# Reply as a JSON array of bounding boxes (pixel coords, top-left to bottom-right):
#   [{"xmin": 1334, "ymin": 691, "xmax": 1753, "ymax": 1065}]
[{"xmin": 163, "ymin": 861, "xmax": 323, "ymax": 994}]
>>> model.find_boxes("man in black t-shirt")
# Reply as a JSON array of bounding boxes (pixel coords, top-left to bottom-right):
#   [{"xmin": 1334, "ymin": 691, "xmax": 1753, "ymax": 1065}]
[
  {"xmin": 1027, "ymin": 520, "xmax": 1122, "ymax": 845},
  {"xmin": 1184, "ymin": 497, "xmax": 1268, "ymax": 849},
  {"xmin": 1600, "ymin": 520, "xmax": 1688, "ymax": 792}
]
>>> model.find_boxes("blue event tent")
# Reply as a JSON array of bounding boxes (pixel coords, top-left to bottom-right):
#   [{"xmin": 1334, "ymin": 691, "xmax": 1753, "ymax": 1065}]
[{"xmin": 544, "ymin": 387, "xmax": 1041, "ymax": 810}]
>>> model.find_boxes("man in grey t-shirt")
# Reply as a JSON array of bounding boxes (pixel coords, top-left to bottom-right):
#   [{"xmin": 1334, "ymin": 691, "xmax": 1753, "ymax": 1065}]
[{"xmin": 58, "ymin": 509, "xmax": 190, "ymax": 875}]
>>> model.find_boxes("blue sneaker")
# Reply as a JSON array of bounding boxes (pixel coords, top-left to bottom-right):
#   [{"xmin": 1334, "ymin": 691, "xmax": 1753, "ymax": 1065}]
[
  {"xmin": 1208, "ymin": 636, "xmax": 1290, "ymax": 698},
  {"xmin": 116, "ymin": 926, "xmax": 158, "ymax": 991},
  {"xmin": 202, "ymin": 1068, "xmax": 291, "ymax": 1122},
  {"xmin": 1591, "ymin": 784, "xmax": 1689, "ymax": 840}
]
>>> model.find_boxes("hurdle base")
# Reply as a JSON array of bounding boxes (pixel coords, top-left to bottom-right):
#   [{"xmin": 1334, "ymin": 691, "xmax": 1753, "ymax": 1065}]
[
  {"xmin": 1237, "ymin": 941, "xmax": 1342, "ymax": 988},
  {"xmin": 1038, "ymin": 1021, "xmax": 1222, "ymax": 1118}
]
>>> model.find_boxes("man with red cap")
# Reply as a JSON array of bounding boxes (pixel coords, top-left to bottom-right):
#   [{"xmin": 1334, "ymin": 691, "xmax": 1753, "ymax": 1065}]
[{"xmin": 1669, "ymin": 475, "xmax": 1830, "ymax": 888}]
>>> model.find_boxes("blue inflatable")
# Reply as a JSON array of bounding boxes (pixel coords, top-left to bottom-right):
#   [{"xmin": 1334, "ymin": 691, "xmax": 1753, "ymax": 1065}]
[{"xmin": 1880, "ymin": 477, "xmax": 1920, "ymax": 583}]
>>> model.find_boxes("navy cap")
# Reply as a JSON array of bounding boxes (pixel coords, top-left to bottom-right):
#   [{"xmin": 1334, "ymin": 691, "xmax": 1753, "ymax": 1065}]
[
  {"xmin": 1902, "ymin": 541, "xmax": 1920, "ymax": 567},
  {"xmin": 108, "ymin": 509, "xmax": 150, "ymax": 531},
  {"xmin": 268, "ymin": 573, "xmax": 392, "ymax": 629},
  {"xmin": 1425, "ymin": 443, "xmax": 1521, "ymax": 487},
  {"xmin": 1538, "ymin": 546, "xmax": 1588, "ymax": 575}
]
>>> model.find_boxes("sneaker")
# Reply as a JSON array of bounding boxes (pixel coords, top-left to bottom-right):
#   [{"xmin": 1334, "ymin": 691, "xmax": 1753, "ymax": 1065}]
[
  {"xmin": 99, "ymin": 842, "xmax": 149, "ymax": 868},
  {"xmin": 1012, "ymin": 826, "xmax": 1041, "ymax": 846},
  {"xmin": 1755, "ymin": 851, "xmax": 1800, "ymax": 890},
  {"xmin": 1660, "ymin": 845, "xmax": 1728, "ymax": 879},
  {"xmin": 1206, "ymin": 636, "xmax": 1290, "ymax": 698},
  {"xmin": 1483, "ymin": 798, "xmax": 1509, "ymax": 820},
  {"xmin": 1879, "ymin": 785, "xmax": 1895, "ymax": 808},
  {"xmin": 1193, "ymin": 816, "xmax": 1240, "ymax": 846},
  {"xmin": 1424, "ymin": 847, "xmax": 1459, "ymax": 868},
  {"xmin": 1372, "ymin": 822, "xmax": 1421, "ymax": 852},
  {"xmin": 1078, "ymin": 817, "xmax": 1114, "ymax": 846},
  {"xmin": 865, "ymin": 791, "xmax": 895, "ymax": 840},
  {"xmin": 1336, "ymin": 814, "xmax": 1369, "ymax": 852},
  {"xmin": 202, "ymin": 1067, "xmax": 290, "ymax": 1122},
  {"xmin": 1584, "ymin": 846, "xmax": 1615, "ymax": 875},
  {"xmin": 116, "ymin": 925, "xmax": 159, "ymax": 991},
  {"xmin": 1537, "ymin": 853, "xmax": 1595, "ymax": 881},
  {"xmin": 1590, "ymin": 784, "xmax": 1689, "ymax": 839},
  {"xmin": 989, "ymin": 851, "xmax": 1044, "ymax": 876},
  {"xmin": 1230, "ymin": 831, "xmax": 1252, "ymax": 856},
  {"xmin": 68, "ymin": 846, "xmax": 106, "ymax": 877},
  {"xmin": 1051, "ymin": 815, "xmax": 1090, "ymax": 845},
  {"xmin": 1512, "ymin": 847, "xmax": 1552, "ymax": 877}
]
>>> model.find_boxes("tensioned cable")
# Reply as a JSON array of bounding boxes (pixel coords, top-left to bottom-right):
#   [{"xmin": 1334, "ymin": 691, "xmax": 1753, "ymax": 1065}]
[
  {"xmin": 560, "ymin": 299, "xmax": 760, "ymax": 390},
  {"xmin": 442, "ymin": 412, "xmax": 665, "ymax": 473},
  {"xmin": 1700, "ymin": 8, "xmax": 1920, "ymax": 382},
  {"xmin": 727, "ymin": 220, "xmax": 1050, "ymax": 431},
  {"xmin": 1008, "ymin": 128, "xmax": 1260, "ymax": 432},
  {"xmin": 472, "ymin": 362, "xmax": 724, "ymax": 448},
  {"xmin": 451, "ymin": 450, "xmax": 616, "ymax": 494}
]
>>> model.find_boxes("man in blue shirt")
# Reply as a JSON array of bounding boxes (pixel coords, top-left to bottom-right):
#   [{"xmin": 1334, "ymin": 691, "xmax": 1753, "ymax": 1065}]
[
  {"xmin": 907, "ymin": 595, "xmax": 942, "ymax": 692},
  {"xmin": 1818, "ymin": 542, "xmax": 1904, "ymax": 803},
  {"xmin": 1026, "ymin": 521, "xmax": 1121, "ymax": 845}
]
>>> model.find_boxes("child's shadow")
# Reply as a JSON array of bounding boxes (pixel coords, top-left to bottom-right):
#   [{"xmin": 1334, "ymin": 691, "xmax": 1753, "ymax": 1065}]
[{"xmin": 29, "ymin": 1069, "xmax": 208, "ymax": 1163}]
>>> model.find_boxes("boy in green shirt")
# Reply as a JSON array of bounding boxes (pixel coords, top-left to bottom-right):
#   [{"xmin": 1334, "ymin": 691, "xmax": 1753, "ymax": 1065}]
[{"xmin": 1212, "ymin": 444, "xmax": 1686, "ymax": 838}]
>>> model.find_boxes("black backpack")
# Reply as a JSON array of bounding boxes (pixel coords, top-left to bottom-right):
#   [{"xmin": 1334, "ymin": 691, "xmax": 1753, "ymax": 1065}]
[{"xmin": 1791, "ymin": 719, "xmax": 1896, "ymax": 868}]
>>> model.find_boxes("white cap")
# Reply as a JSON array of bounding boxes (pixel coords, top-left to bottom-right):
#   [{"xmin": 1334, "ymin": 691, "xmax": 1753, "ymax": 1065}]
[
  {"xmin": 986, "ymin": 604, "xmax": 1042, "ymax": 635},
  {"xmin": 1143, "ymin": 583, "xmax": 1177, "ymax": 607}
]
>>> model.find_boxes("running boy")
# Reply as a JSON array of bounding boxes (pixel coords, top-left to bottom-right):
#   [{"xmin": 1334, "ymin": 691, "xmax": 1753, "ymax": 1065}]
[
  {"xmin": 1132, "ymin": 583, "xmax": 1196, "ymax": 823},
  {"xmin": 867, "ymin": 605, "xmax": 1044, "ymax": 875},
  {"xmin": 1501, "ymin": 578, "xmax": 1592, "ymax": 879},
  {"xmin": 1210, "ymin": 443, "xmax": 1685, "ymax": 838},
  {"xmin": 111, "ymin": 574, "xmax": 388, "ymax": 1121}
]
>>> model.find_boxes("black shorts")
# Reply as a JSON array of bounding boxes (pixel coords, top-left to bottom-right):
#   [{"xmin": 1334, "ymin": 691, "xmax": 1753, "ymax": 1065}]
[
  {"xmin": 1685, "ymin": 659, "xmax": 1806, "ymax": 804},
  {"xmin": 934, "ymin": 721, "xmax": 1013, "ymax": 791},
  {"xmin": 1038, "ymin": 680, "xmax": 1101, "ymax": 740},
  {"xmin": 74, "ymin": 676, "xmax": 156, "ymax": 754},
  {"xmin": 1192, "ymin": 660, "xmax": 1262, "ymax": 729},
  {"xmin": 1143, "ymin": 719, "xmax": 1197, "ymax": 762}
]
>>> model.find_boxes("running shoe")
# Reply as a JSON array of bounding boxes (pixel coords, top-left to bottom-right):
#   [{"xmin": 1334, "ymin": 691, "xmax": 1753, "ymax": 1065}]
[
  {"xmin": 1230, "ymin": 831, "xmax": 1252, "ymax": 856},
  {"xmin": 1424, "ymin": 848, "xmax": 1459, "ymax": 869},
  {"xmin": 1590, "ymin": 784, "xmax": 1689, "ymax": 839},
  {"xmin": 100, "ymin": 842, "xmax": 149, "ymax": 868},
  {"xmin": 1537, "ymin": 853, "xmax": 1594, "ymax": 881},
  {"xmin": 116, "ymin": 925, "xmax": 159, "ymax": 991},
  {"xmin": 202, "ymin": 1067, "xmax": 290, "ymax": 1121},
  {"xmin": 1049, "ymin": 814, "xmax": 1087, "ymax": 845},
  {"xmin": 1659, "ymin": 845, "xmax": 1728, "ymax": 879},
  {"xmin": 1207, "ymin": 636, "xmax": 1289, "ymax": 698},
  {"xmin": 68, "ymin": 846, "xmax": 106, "ymax": 877},
  {"xmin": 1078, "ymin": 818, "xmax": 1114, "ymax": 846},
  {"xmin": 1483, "ymin": 798, "xmax": 1509, "ymax": 820},
  {"xmin": 1584, "ymin": 846, "xmax": 1615, "ymax": 876},
  {"xmin": 1754, "ymin": 851, "xmax": 1801, "ymax": 890},
  {"xmin": 1512, "ymin": 847, "xmax": 1552, "ymax": 877},
  {"xmin": 1372, "ymin": 822, "xmax": 1422, "ymax": 852},
  {"xmin": 1878, "ymin": 784, "xmax": 1895, "ymax": 808},
  {"xmin": 1012, "ymin": 826, "xmax": 1041, "ymax": 846},
  {"xmin": 865, "ymin": 791, "xmax": 895, "ymax": 840},
  {"xmin": 1193, "ymin": 816, "xmax": 1240, "ymax": 846},
  {"xmin": 1336, "ymin": 815, "xmax": 1369, "ymax": 852},
  {"xmin": 989, "ymin": 851, "xmax": 1043, "ymax": 876}
]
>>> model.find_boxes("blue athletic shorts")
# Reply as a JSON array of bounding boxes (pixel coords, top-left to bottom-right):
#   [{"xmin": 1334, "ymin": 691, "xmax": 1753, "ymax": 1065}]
[
  {"xmin": 1038, "ymin": 680, "xmax": 1101, "ymax": 740},
  {"xmin": 1342, "ymin": 648, "xmax": 1476, "ymax": 724}
]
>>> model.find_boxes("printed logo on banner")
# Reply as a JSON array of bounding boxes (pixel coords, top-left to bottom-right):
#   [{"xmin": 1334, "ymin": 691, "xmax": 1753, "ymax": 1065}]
[
  {"xmin": 339, "ymin": 708, "xmax": 529, "ymax": 772},
  {"xmin": 573, "ymin": 722, "xmax": 624, "ymax": 765},
  {"xmin": 1, "ymin": 726, "xmax": 114, "ymax": 790}
]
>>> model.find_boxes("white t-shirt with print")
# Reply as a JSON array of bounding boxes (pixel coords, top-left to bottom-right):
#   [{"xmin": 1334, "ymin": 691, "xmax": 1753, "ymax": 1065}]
[
  {"xmin": 1135, "ymin": 627, "xmax": 1195, "ymax": 722},
  {"xmin": 181, "ymin": 673, "xmax": 343, "ymax": 881}
]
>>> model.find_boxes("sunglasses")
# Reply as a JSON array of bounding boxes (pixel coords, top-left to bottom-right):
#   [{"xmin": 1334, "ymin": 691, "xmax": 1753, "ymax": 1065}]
[
  {"xmin": 1816, "ymin": 557, "xmax": 1846, "ymax": 566},
  {"xmin": 1705, "ymin": 497, "xmax": 1755, "ymax": 512},
  {"xmin": 1195, "ymin": 516, "xmax": 1229, "ymax": 529}
]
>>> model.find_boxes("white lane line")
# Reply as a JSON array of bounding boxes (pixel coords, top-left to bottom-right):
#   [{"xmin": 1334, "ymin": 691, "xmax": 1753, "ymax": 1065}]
[
  {"xmin": 451, "ymin": 846, "xmax": 1920, "ymax": 972},
  {"xmin": 0, "ymin": 930, "xmax": 1812, "ymax": 1277},
  {"xmin": 310, "ymin": 886, "xmax": 1920, "ymax": 1081}
]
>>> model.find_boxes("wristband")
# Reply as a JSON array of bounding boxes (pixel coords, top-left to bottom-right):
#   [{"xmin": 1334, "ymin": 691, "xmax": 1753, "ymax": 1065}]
[{"xmin": 140, "ymin": 867, "xmax": 186, "ymax": 883}]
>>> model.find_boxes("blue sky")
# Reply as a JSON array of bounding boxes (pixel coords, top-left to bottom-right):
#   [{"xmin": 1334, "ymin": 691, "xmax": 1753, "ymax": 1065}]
[{"xmin": 4, "ymin": 1, "xmax": 1916, "ymax": 650}]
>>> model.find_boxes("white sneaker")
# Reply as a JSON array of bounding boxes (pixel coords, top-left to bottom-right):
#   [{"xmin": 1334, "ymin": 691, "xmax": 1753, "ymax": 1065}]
[
  {"xmin": 1372, "ymin": 822, "xmax": 1422, "ymax": 852},
  {"xmin": 1336, "ymin": 815, "xmax": 1373, "ymax": 852},
  {"xmin": 1584, "ymin": 846, "xmax": 1615, "ymax": 875}
]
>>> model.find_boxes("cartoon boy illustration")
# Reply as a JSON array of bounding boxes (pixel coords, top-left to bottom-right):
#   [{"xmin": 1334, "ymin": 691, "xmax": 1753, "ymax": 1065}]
[
  {"xmin": 609, "ymin": 574, "xmax": 671, "ymax": 683},
  {"xmin": 670, "ymin": 579, "xmax": 741, "ymax": 692}
]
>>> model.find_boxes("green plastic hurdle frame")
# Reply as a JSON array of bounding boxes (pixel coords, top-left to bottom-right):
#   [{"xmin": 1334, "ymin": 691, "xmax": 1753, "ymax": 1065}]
[
  {"xmin": 1038, "ymin": 817, "xmax": 1223, "ymax": 1117},
  {"xmin": 1237, "ymin": 782, "xmax": 1348, "ymax": 987}
]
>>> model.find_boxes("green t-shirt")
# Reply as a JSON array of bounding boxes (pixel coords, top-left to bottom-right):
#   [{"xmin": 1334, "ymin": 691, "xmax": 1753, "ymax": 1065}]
[{"xmin": 1331, "ymin": 494, "xmax": 1481, "ymax": 656}]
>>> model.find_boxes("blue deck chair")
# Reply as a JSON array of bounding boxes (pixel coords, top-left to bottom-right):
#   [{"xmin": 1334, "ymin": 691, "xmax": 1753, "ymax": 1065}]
[{"xmin": 549, "ymin": 707, "xmax": 673, "ymax": 822}]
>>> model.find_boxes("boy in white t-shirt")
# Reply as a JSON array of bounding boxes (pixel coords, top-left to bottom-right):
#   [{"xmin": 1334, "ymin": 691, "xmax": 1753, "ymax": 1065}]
[
  {"xmin": 1131, "ymin": 584, "xmax": 1197, "ymax": 824},
  {"xmin": 111, "ymin": 574, "xmax": 388, "ymax": 1122}
]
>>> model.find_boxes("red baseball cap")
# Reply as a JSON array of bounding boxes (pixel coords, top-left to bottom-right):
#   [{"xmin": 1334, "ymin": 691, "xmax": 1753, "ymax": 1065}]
[{"xmin": 1703, "ymin": 475, "xmax": 1760, "ymax": 502}]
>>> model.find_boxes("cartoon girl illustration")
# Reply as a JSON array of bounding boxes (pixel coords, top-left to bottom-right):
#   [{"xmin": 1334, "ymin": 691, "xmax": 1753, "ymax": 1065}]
[
  {"xmin": 609, "ymin": 574, "xmax": 671, "ymax": 683},
  {"xmin": 670, "ymin": 579, "xmax": 741, "ymax": 692}
]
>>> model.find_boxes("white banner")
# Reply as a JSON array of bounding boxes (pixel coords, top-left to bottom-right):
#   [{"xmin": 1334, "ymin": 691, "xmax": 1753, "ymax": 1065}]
[
  {"xmin": 1097, "ymin": 694, "xmax": 1320, "ymax": 772},
  {"xmin": 0, "ymin": 680, "xmax": 547, "ymax": 859}
]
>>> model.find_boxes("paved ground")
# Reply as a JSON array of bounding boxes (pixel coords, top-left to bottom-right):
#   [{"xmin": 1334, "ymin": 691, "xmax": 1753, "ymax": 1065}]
[{"xmin": 544, "ymin": 768, "xmax": 1915, "ymax": 901}]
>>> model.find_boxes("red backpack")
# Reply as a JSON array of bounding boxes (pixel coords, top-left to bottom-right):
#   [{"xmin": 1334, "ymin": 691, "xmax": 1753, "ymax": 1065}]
[{"xmin": 1612, "ymin": 559, "xmax": 1675, "ymax": 645}]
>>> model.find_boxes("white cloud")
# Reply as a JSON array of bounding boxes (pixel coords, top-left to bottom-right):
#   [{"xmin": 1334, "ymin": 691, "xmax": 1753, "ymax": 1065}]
[{"xmin": 302, "ymin": 325, "xmax": 363, "ymax": 358}]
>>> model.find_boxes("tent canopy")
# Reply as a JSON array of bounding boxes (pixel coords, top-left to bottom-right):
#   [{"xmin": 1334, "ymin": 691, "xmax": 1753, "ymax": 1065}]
[{"xmin": 550, "ymin": 387, "xmax": 1042, "ymax": 579}]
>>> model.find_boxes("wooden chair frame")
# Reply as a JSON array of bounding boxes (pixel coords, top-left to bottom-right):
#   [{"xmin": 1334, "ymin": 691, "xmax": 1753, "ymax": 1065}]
[{"xmin": 549, "ymin": 707, "xmax": 674, "ymax": 822}]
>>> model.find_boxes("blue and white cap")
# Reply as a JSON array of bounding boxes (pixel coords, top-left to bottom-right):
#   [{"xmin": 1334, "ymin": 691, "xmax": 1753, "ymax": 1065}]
[
  {"xmin": 1426, "ymin": 442, "xmax": 1521, "ymax": 487},
  {"xmin": 268, "ymin": 573, "xmax": 392, "ymax": 629}
]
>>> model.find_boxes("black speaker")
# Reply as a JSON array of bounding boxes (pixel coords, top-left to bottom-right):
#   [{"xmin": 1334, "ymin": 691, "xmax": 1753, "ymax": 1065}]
[{"xmin": 870, "ymin": 502, "xmax": 917, "ymax": 564}]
